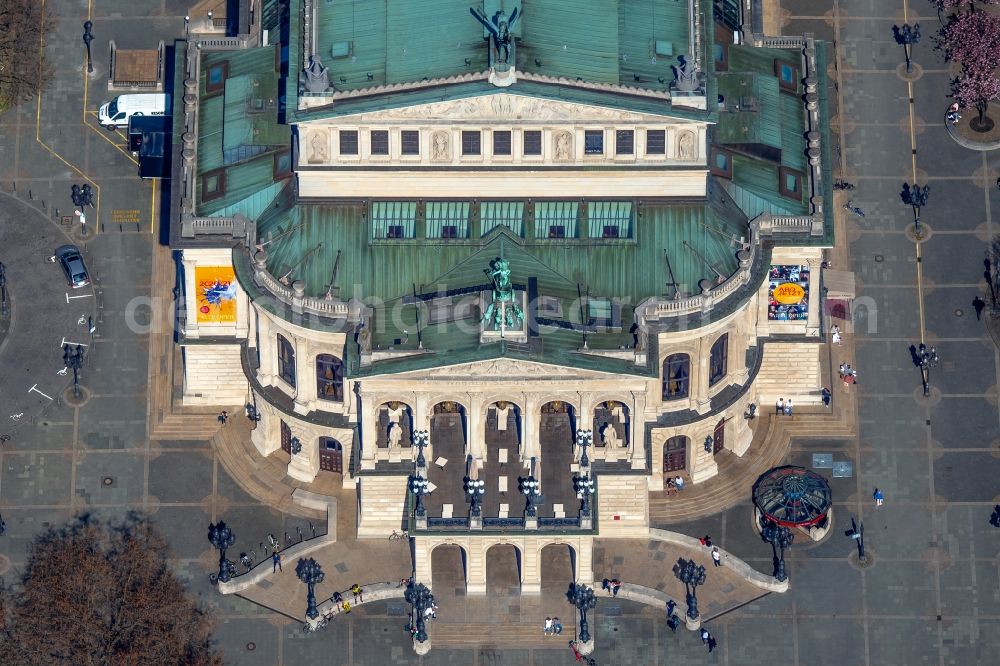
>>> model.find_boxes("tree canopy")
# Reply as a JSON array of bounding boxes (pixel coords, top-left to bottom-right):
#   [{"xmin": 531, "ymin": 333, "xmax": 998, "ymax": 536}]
[
  {"xmin": 0, "ymin": 514, "xmax": 222, "ymax": 666},
  {"xmin": 0, "ymin": 0, "xmax": 54, "ymax": 111}
]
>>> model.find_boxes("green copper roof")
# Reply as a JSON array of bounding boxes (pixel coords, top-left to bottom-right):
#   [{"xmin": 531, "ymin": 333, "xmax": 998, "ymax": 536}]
[
  {"xmin": 311, "ymin": 0, "xmax": 688, "ymax": 92},
  {"xmin": 196, "ymin": 46, "xmax": 288, "ymax": 216}
]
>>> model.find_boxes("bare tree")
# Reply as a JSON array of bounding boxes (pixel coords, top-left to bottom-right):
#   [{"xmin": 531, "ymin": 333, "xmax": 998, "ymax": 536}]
[
  {"xmin": 0, "ymin": 514, "xmax": 222, "ymax": 666},
  {"xmin": 0, "ymin": 0, "xmax": 55, "ymax": 111}
]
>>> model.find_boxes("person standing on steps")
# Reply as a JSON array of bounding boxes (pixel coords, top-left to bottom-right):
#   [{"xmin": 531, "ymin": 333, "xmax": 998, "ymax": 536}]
[
  {"xmin": 821, "ymin": 387, "xmax": 832, "ymax": 408},
  {"xmin": 784, "ymin": 399, "xmax": 793, "ymax": 417},
  {"xmin": 776, "ymin": 397, "xmax": 785, "ymax": 415}
]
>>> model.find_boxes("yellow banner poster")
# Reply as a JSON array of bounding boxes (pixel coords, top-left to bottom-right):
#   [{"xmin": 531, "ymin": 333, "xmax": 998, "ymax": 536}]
[{"xmin": 195, "ymin": 266, "xmax": 237, "ymax": 323}]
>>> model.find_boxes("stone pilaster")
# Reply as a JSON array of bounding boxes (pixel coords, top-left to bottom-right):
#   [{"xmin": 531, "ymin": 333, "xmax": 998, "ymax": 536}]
[
  {"xmin": 359, "ymin": 391, "xmax": 377, "ymax": 469},
  {"xmin": 521, "ymin": 538, "xmax": 540, "ymax": 594},
  {"xmin": 629, "ymin": 391, "xmax": 646, "ymax": 469},
  {"xmin": 466, "ymin": 539, "xmax": 487, "ymax": 595},
  {"xmin": 577, "ymin": 536, "xmax": 595, "ymax": 584},
  {"xmin": 293, "ymin": 336, "xmax": 311, "ymax": 414}
]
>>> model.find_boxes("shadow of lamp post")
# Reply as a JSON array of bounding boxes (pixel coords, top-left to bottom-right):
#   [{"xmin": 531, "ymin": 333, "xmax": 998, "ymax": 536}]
[
  {"xmin": 567, "ymin": 582, "xmax": 597, "ymax": 646},
  {"xmin": 295, "ymin": 557, "xmax": 325, "ymax": 620},
  {"xmin": 63, "ymin": 344, "xmax": 86, "ymax": 399},
  {"xmin": 761, "ymin": 519, "xmax": 794, "ymax": 582},
  {"xmin": 917, "ymin": 343, "xmax": 939, "ymax": 397},
  {"xmin": 892, "ymin": 23, "xmax": 920, "ymax": 73},
  {"xmin": 846, "ymin": 515, "xmax": 867, "ymax": 563},
  {"xmin": 673, "ymin": 558, "xmax": 707, "ymax": 627},
  {"xmin": 207, "ymin": 521, "xmax": 236, "ymax": 584}
]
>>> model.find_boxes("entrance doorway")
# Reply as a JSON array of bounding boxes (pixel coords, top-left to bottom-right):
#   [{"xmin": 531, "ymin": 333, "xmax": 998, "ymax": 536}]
[
  {"xmin": 663, "ymin": 435, "xmax": 687, "ymax": 475},
  {"xmin": 280, "ymin": 420, "xmax": 292, "ymax": 454},
  {"xmin": 713, "ymin": 419, "xmax": 725, "ymax": 455},
  {"xmin": 319, "ymin": 437, "xmax": 342, "ymax": 473}
]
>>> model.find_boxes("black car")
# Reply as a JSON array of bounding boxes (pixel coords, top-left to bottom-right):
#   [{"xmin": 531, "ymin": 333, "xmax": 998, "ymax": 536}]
[{"xmin": 55, "ymin": 245, "xmax": 91, "ymax": 288}]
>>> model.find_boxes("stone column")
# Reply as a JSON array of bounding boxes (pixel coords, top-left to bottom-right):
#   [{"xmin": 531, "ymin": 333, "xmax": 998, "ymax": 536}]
[
  {"xmin": 521, "ymin": 538, "xmax": 540, "ymax": 594},
  {"xmin": 694, "ymin": 337, "xmax": 711, "ymax": 413},
  {"xmin": 689, "ymin": 428, "xmax": 719, "ymax": 483},
  {"xmin": 468, "ymin": 394, "xmax": 485, "ymax": 462},
  {"xmin": 466, "ymin": 539, "xmax": 487, "ymax": 595},
  {"xmin": 576, "ymin": 536, "xmax": 595, "ymax": 584},
  {"xmin": 293, "ymin": 336, "xmax": 311, "ymax": 415},
  {"xmin": 522, "ymin": 394, "xmax": 539, "ymax": 462},
  {"xmin": 287, "ymin": 424, "xmax": 319, "ymax": 482},
  {"xmin": 629, "ymin": 391, "xmax": 646, "ymax": 469},
  {"xmin": 252, "ymin": 399, "xmax": 282, "ymax": 457},
  {"xmin": 359, "ymin": 391, "xmax": 377, "ymax": 469},
  {"xmin": 258, "ymin": 317, "xmax": 277, "ymax": 387},
  {"xmin": 181, "ymin": 255, "xmax": 200, "ymax": 337},
  {"xmin": 805, "ymin": 258, "xmax": 821, "ymax": 336}
]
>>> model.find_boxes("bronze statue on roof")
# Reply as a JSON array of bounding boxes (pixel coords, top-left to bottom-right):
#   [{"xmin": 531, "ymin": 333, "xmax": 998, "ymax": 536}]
[
  {"xmin": 482, "ymin": 257, "xmax": 523, "ymax": 331},
  {"xmin": 469, "ymin": 5, "xmax": 521, "ymax": 64}
]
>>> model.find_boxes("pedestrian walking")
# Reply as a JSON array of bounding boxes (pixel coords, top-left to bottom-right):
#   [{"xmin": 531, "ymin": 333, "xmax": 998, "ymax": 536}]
[
  {"xmin": 831, "ymin": 325, "xmax": 842, "ymax": 345},
  {"xmin": 666, "ymin": 599, "xmax": 677, "ymax": 618},
  {"xmin": 776, "ymin": 397, "xmax": 785, "ymax": 415},
  {"xmin": 544, "ymin": 617, "xmax": 553, "ymax": 636},
  {"xmin": 331, "ymin": 591, "xmax": 343, "ymax": 610},
  {"xmin": 667, "ymin": 614, "xmax": 680, "ymax": 633},
  {"xmin": 821, "ymin": 387, "xmax": 831, "ymax": 407},
  {"xmin": 218, "ymin": 410, "xmax": 229, "ymax": 425},
  {"xmin": 707, "ymin": 635, "xmax": 718, "ymax": 653},
  {"xmin": 701, "ymin": 628, "xmax": 710, "ymax": 644},
  {"xmin": 553, "ymin": 617, "xmax": 563, "ymax": 635},
  {"xmin": 973, "ymin": 296, "xmax": 986, "ymax": 320},
  {"xmin": 351, "ymin": 583, "xmax": 364, "ymax": 602},
  {"xmin": 602, "ymin": 578, "xmax": 610, "ymax": 593},
  {"xmin": 711, "ymin": 547, "xmax": 721, "ymax": 567},
  {"xmin": 272, "ymin": 550, "xmax": 283, "ymax": 573},
  {"xmin": 873, "ymin": 488, "xmax": 884, "ymax": 507},
  {"xmin": 784, "ymin": 399, "xmax": 793, "ymax": 417}
]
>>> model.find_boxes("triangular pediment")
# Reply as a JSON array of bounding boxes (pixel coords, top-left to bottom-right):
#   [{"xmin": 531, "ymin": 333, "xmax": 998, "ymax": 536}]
[{"xmin": 301, "ymin": 93, "xmax": 699, "ymax": 126}]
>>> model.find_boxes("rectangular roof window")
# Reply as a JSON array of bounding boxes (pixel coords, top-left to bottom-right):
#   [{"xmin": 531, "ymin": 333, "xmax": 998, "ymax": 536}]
[
  {"xmin": 370, "ymin": 201, "xmax": 417, "ymax": 239},
  {"xmin": 588, "ymin": 201, "xmax": 633, "ymax": 239},
  {"xmin": 425, "ymin": 201, "xmax": 470, "ymax": 239},
  {"xmin": 534, "ymin": 201, "xmax": 578, "ymax": 239},
  {"xmin": 481, "ymin": 201, "xmax": 524, "ymax": 236}
]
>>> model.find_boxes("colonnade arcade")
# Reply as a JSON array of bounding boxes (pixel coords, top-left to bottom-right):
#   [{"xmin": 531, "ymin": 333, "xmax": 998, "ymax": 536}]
[{"xmin": 359, "ymin": 390, "xmax": 644, "ymax": 470}]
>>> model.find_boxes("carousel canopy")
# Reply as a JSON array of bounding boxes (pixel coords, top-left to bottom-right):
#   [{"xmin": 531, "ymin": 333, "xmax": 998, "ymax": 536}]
[{"xmin": 752, "ymin": 465, "xmax": 832, "ymax": 527}]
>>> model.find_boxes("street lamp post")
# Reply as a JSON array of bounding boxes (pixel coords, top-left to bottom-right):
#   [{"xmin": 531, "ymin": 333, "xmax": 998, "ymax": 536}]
[
  {"xmin": 207, "ymin": 521, "xmax": 236, "ymax": 584},
  {"xmin": 409, "ymin": 474, "xmax": 429, "ymax": 524},
  {"xmin": 413, "ymin": 429, "xmax": 429, "ymax": 470},
  {"xmin": 518, "ymin": 475, "xmax": 540, "ymax": 517},
  {"xmin": 917, "ymin": 343, "xmax": 939, "ymax": 397},
  {"xmin": 63, "ymin": 344, "xmax": 85, "ymax": 399},
  {"xmin": 575, "ymin": 428, "xmax": 593, "ymax": 468},
  {"xmin": 464, "ymin": 475, "xmax": 485, "ymax": 518},
  {"xmin": 673, "ymin": 558, "xmax": 707, "ymax": 627},
  {"xmin": 83, "ymin": 21, "xmax": 94, "ymax": 74},
  {"xmin": 295, "ymin": 557, "xmax": 325, "ymax": 620},
  {"xmin": 573, "ymin": 473, "xmax": 596, "ymax": 529},
  {"xmin": 567, "ymin": 583, "xmax": 597, "ymax": 646},
  {"xmin": 404, "ymin": 580, "xmax": 435, "ymax": 646},
  {"xmin": 901, "ymin": 183, "xmax": 929, "ymax": 238},
  {"xmin": 761, "ymin": 520, "xmax": 794, "ymax": 582},
  {"xmin": 891, "ymin": 23, "xmax": 920, "ymax": 73}
]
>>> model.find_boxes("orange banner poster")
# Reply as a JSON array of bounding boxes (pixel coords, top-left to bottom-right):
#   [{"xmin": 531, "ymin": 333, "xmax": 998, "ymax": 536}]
[{"xmin": 195, "ymin": 266, "xmax": 237, "ymax": 323}]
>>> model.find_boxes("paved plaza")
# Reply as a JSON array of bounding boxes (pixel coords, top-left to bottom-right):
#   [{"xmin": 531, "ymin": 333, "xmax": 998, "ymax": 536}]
[{"xmin": 0, "ymin": 0, "xmax": 998, "ymax": 664}]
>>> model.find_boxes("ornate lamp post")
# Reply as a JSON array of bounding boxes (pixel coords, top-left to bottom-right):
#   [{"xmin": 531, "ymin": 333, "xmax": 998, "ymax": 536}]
[
  {"xmin": 82, "ymin": 21, "xmax": 94, "ymax": 74},
  {"xmin": 409, "ymin": 474, "xmax": 429, "ymax": 525},
  {"xmin": 404, "ymin": 580, "xmax": 435, "ymax": 648},
  {"xmin": 901, "ymin": 183, "xmax": 929, "ymax": 238},
  {"xmin": 207, "ymin": 521, "xmax": 236, "ymax": 584},
  {"xmin": 673, "ymin": 558, "xmax": 707, "ymax": 627},
  {"xmin": 917, "ymin": 343, "xmax": 939, "ymax": 397},
  {"xmin": 891, "ymin": 23, "xmax": 920, "ymax": 73},
  {"xmin": 567, "ymin": 583, "xmax": 597, "ymax": 648},
  {"xmin": 413, "ymin": 429, "xmax": 429, "ymax": 470},
  {"xmin": 518, "ymin": 475, "xmax": 540, "ymax": 517},
  {"xmin": 761, "ymin": 520, "xmax": 794, "ymax": 582},
  {"xmin": 464, "ymin": 476, "xmax": 485, "ymax": 517},
  {"xmin": 63, "ymin": 344, "xmax": 86, "ymax": 399},
  {"xmin": 575, "ymin": 428, "xmax": 593, "ymax": 468},
  {"xmin": 295, "ymin": 557, "xmax": 325, "ymax": 620},
  {"xmin": 573, "ymin": 473, "xmax": 595, "ymax": 529}
]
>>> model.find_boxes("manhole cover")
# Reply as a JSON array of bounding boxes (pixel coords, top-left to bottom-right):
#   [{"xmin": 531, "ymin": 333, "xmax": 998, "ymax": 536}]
[
  {"xmin": 874, "ymin": 254, "xmax": 884, "ymax": 262},
  {"xmin": 101, "ymin": 476, "xmax": 115, "ymax": 487},
  {"xmin": 954, "ymin": 309, "xmax": 963, "ymax": 317},
  {"xmin": 246, "ymin": 642, "xmax": 256, "ymax": 651}
]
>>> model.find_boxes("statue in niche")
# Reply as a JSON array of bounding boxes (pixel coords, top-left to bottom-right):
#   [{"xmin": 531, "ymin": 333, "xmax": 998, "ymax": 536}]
[
  {"xmin": 554, "ymin": 130, "xmax": 573, "ymax": 161},
  {"xmin": 493, "ymin": 400, "xmax": 512, "ymax": 432},
  {"xmin": 303, "ymin": 54, "xmax": 331, "ymax": 93},
  {"xmin": 308, "ymin": 130, "xmax": 329, "ymax": 164},
  {"xmin": 431, "ymin": 131, "xmax": 451, "ymax": 161},
  {"xmin": 469, "ymin": 6, "xmax": 521, "ymax": 64},
  {"xmin": 601, "ymin": 422, "xmax": 622, "ymax": 448},
  {"xmin": 385, "ymin": 401, "xmax": 405, "ymax": 425},
  {"xmin": 677, "ymin": 130, "xmax": 696, "ymax": 161},
  {"xmin": 387, "ymin": 422, "xmax": 402, "ymax": 448},
  {"xmin": 356, "ymin": 320, "xmax": 372, "ymax": 355}
]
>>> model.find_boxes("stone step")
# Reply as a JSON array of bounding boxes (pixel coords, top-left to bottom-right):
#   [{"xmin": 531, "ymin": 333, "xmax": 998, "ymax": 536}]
[{"xmin": 431, "ymin": 621, "xmax": 575, "ymax": 648}]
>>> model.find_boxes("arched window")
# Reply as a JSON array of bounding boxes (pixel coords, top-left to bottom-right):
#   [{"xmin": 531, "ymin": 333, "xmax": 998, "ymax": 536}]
[
  {"xmin": 662, "ymin": 354, "xmax": 690, "ymax": 400},
  {"xmin": 277, "ymin": 334, "xmax": 296, "ymax": 387},
  {"xmin": 316, "ymin": 354, "xmax": 344, "ymax": 402},
  {"xmin": 709, "ymin": 334, "xmax": 728, "ymax": 387}
]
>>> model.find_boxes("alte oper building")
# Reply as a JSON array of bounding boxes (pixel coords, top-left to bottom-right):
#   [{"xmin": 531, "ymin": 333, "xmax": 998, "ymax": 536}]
[{"xmin": 171, "ymin": 0, "xmax": 833, "ymax": 592}]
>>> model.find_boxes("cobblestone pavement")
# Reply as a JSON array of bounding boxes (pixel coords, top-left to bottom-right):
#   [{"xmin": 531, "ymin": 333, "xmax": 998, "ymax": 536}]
[{"xmin": 1, "ymin": 1, "xmax": 999, "ymax": 664}]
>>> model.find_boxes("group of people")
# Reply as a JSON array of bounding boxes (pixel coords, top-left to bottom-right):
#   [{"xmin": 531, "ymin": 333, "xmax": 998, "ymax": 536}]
[
  {"xmin": 838, "ymin": 362, "xmax": 858, "ymax": 386},
  {"xmin": 328, "ymin": 583, "xmax": 366, "ymax": 616},
  {"xmin": 542, "ymin": 616, "xmax": 564, "ymax": 636},
  {"xmin": 775, "ymin": 398, "xmax": 794, "ymax": 417},
  {"xmin": 665, "ymin": 475, "xmax": 685, "ymax": 494},
  {"xmin": 601, "ymin": 578, "xmax": 623, "ymax": 597}
]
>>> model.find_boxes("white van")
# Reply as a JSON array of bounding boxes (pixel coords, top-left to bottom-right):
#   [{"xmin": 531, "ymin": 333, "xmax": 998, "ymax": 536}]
[{"xmin": 98, "ymin": 94, "xmax": 169, "ymax": 130}]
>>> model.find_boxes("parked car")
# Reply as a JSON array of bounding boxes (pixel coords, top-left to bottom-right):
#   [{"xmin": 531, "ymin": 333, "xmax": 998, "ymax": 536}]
[{"xmin": 55, "ymin": 245, "xmax": 91, "ymax": 288}]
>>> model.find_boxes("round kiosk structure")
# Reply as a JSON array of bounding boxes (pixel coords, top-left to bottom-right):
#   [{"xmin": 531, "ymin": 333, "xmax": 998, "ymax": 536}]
[{"xmin": 752, "ymin": 465, "xmax": 833, "ymax": 541}]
